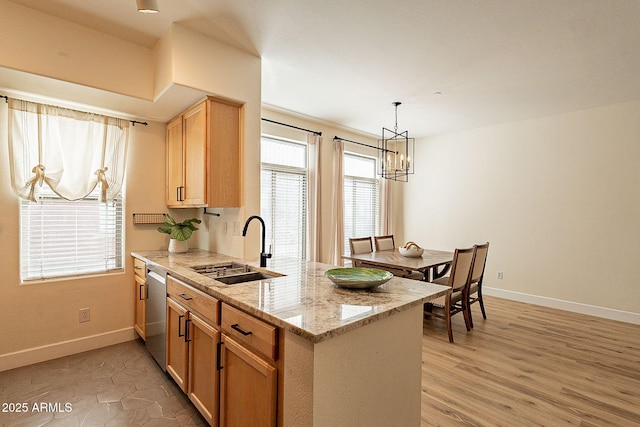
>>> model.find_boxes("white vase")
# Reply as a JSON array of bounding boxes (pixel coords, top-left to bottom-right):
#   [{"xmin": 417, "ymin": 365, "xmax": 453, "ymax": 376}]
[{"xmin": 168, "ymin": 239, "xmax": 188, "ymax": 253}]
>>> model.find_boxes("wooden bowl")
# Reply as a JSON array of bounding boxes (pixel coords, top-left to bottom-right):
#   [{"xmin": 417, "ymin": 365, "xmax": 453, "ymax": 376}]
[{"xmin": 399, "ymin": 246, "xmax": 424, "ymax": 257}]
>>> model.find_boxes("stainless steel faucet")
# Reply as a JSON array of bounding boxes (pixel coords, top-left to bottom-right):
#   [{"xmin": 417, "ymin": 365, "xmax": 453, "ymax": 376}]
[{"xmin": 242, "ymin": 215, "xmax": 272, "ymax": 267}]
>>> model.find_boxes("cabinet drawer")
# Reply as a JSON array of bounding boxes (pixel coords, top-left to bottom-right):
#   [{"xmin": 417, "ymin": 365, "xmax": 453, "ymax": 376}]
[
  {"xmin": 221, "ymin": 303, "xmax": 278, "ymax": 361},
  {"xmin": 133, "ymin": 258, "xmax": 146, "ymax": 278},
  {"xmin": 167, "ymin": 275, "xmax": 220, "ymax": 325}
]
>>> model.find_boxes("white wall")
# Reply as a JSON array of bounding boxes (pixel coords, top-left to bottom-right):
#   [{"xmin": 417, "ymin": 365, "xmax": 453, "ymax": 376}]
[
  {"xmin": 0, "ymin": 0, "xmax": 153, "ymax": 100},
  {"xmin": 399, "ymin": 100, "xmax": 640, "ymax": 318}
]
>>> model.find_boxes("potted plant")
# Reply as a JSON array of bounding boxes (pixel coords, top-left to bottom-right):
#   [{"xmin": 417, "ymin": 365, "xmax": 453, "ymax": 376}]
[{"xmin": 157, "ymin": 214, "xmax": 202, "ymax": 253}]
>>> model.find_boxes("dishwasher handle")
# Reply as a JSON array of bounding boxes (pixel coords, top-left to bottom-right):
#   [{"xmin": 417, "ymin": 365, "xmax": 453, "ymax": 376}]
[{"xmin": 147, "ymin": 270, "xmax": 166, "ymax": 284}]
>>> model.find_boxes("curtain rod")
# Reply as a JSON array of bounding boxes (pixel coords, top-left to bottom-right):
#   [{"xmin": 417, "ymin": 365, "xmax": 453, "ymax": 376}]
[
  {"xmin": 333, "ymin": 135, "xmax": 381, "ymax": 151},
  {"xmin": 0, "ymin": 95, "xmax": 147, "ymax": 126},
  {"xmin": 261, "ymin": 117, "xmax": 322, "ymax": 136}
]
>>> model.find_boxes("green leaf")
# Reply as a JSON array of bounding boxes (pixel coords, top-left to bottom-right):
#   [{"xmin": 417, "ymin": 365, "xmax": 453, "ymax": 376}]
[
  {"xmin": 158, "ymin": 216, "xmax": 201, "ymax": 241},
  {"xmin": 157, "ymin": 224, "xmax": 172, "ymax": 235},
  {"xmin": 172, "ymin": 227, "xmax": 193, "ymax": 241}
]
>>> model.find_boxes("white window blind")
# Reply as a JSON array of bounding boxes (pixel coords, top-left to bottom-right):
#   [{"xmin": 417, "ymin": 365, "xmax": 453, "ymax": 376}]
[
  {"xmin": 20, "ymin": 185, "xmax": 124, "ymax": 281},
  {"xmin": 343, "ymin": 152, "xmax": 379, "ymax": 256},
  {"xmin": 260, "ymin": 136, "xmax": 308, "ymax": 260}
]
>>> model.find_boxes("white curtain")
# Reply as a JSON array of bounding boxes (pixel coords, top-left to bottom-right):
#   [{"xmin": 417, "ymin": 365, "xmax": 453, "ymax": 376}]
[
  {"xmin": 307, "ymin": 133, "xmax": 323, "ymax": 262},
  {"xmin": 379, "ymin": 176, "xmax": 392, "ymax": 236},
  {"xmin": 8, "ymin": 99, "xmax": 129, "ymax": 202},
  {"xmin": 330, "ymin": 139, "xmax": 345, "ymax": 265}
]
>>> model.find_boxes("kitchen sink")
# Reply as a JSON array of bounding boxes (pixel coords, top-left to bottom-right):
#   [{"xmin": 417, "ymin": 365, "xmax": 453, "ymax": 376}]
[
  {"xmin": 214, "ymin": 271, "xmax": 278, "ymax": 284},
  {"xmin": 191, "ymin": 262, "xmax": 281, "ymax": 284},
  {"xmin": 191, "ymin": 262, "xmax": 248, "ymax": 278}
]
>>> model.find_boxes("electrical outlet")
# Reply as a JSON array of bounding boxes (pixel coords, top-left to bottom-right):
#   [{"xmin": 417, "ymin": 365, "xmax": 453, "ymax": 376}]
[
  {"xmin": 79, "ymin": 308, "xmax": 90, "ymax": 323},
  {"xmin": 233, "ymin": 222, "xmax": 241, "ymax": 236},
  {"xmin": 497, "ymin": 271, "xmax": 504, "ymax": 280}
]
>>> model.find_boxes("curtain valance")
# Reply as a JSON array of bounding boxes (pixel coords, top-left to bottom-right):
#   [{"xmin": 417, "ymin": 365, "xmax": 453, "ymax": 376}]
[{"xmin": 8, "ymin": 98, "xmax": 129, "ymax": 202}]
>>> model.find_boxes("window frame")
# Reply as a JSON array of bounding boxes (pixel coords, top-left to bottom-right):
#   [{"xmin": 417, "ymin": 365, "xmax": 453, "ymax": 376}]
[
  {"xmin": 343, "ymin": 151, "xmax": 380, "ymax": 256},
  {"xmin": 260, "ymin": 135, "xmax": 309, "ymax": 260},
  {"xmin": 19, "ymin": 185, "xmax": 125, "ymax": 282}
]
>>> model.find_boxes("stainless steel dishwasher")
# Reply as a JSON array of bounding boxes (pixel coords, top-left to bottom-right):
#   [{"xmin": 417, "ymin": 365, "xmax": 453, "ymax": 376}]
[{"xmin": 145, "ymin": 264, "xmax": 167, "ymax": 370}]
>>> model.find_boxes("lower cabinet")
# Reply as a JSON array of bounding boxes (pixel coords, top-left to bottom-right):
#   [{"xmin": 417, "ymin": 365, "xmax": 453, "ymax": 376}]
[
  {"xmin": 165, "ymin": 277, "xmax": 279, "ymax": 427},
  {"xmin": 133, "ymin": 257, "xmax": 146, "ymax": 339},
  {"xmin": 188, "ymin": 313, "xmax": 219, "ymax": 423},
  {"xmin": 166, "ymin": 276, "xmax": 220, "ymax": 426},
  {"xmin": 219, "ymin": 334, "xmax": 277, "ymax": 427},
  {"xmin": 166, "ymin": 297, "xmax": 189, "ymax": 391},
  {"xmin": 219, "ymin": 303, "xmax": 278, "ymax": 427}
]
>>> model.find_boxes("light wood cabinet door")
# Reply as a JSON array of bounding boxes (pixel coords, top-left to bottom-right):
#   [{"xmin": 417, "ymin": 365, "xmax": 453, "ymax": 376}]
[
  {"xmin": 208, "ymin": 99, "xmax": 242, "ymax": 207},
  {"xmin": 166, "ymin": 298, "xmax": 189, "ymax": 392},
  {"xmin": 134, "ymin": 274, "xmax": 146, "ymax": 340},
  {"xmin": 166, "ymin": 96, "xmax": 243, "ymax": 209},
  {"xmin": 166, "ymin": 116, "xmax": 184, "ymax": 206},
  {"xmin": 220, "ymin": 334, "xmax": 277, "ymax": 427},
  {"xmin": 182, "ymin": 101, "xmax": 208, "ymax": 206},
  {"xmin": 188, "ymin": 313, "xmax": 220, "ymax": 426}
]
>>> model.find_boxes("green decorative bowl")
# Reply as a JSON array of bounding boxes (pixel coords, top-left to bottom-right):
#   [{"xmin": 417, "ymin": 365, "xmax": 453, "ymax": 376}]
[{"xmin": 324, "ymin": 267, "xmax": 393, "ymax": 289}]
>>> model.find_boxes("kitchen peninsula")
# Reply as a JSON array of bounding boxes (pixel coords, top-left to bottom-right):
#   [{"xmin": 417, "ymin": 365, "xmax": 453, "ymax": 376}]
[{"xmin": 132, "ymin": 249, "xmax": 449, "ymax": 426}]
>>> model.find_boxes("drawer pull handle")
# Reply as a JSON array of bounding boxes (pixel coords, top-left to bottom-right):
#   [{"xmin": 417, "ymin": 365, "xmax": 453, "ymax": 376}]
[
  {"xmin": 216, "ymin": 342, "xmax": 224, "ymax": 370},
  {"xmin": 139, "ymin": 284, "xmax": 145, "ymax": 301},
  {"xmin": 134, "ymin": 266, "xmax": 143, "ymax": 270},
  {"xmin": 231, "ymin": 323, "xmax": 252, "ymax": 336},
  {"xmin": 178, "ymin": 315, "xmax": 185, "ymax": 337},
  {"xmin": 185, "ymin": 319, "xmax": 191, "ymax": 343},
  {"xmin": 179, "ymin": 293, "xmax": 193, "ymax": 300}
]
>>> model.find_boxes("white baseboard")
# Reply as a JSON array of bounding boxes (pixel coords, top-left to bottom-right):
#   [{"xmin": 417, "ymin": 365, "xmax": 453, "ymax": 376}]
[
  {"xmin": 483, "ymin": 287, "xmax": 640, "ymax": 325},
  {"xmin": 0, "ymin": 327, "xmax": 138, "ymax": 372}
]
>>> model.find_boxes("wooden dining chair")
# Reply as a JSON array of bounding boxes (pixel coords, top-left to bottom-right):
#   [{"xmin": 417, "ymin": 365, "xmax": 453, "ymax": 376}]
[
  {"xmin": 467, "ymin": 242, "xmax": 489, "ymax": 328},
  {"xmin": 374, "ymin": 235, "xmax": 395, "ymax": 251},
  {"xmin": 348, "ymin": 237, "xmax": 373, "ymax": 267},
  {"xmin": 424, "ymin": 246, "xmax": 476, "ymax": 343}
]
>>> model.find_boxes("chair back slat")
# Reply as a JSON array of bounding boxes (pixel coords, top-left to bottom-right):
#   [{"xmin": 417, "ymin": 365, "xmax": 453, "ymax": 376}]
[
  {"xmin": 448, "ymin": 247, "xmax": 476, "ymax": 292},
  {"xmin": 374, "ymin": 235, "xmax": 395, "ymax": 251},
  {"xmin": 471, "ymin": 242, "xmax": 489, "ymax": 283},
  {"xmin": 349, "ymin": 237, "xmax": 373, "ymax": 255}
]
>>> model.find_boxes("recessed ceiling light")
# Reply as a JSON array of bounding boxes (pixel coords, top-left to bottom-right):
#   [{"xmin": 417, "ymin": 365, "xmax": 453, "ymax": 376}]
[{"xmin": 137, "ymin": 0, "xmax": 159, "ymax": 14}]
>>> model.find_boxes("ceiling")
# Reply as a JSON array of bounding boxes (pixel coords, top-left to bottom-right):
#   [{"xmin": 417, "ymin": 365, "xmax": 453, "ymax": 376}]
[{"xmin": 6, "ymin": 0, "xmax": 640, "ymax": 138}]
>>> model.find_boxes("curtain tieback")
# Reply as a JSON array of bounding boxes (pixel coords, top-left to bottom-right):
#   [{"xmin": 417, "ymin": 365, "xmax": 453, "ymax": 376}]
[
  {"xmin": 96, "ymin": 167, "xmax": 109, "ymax": 203},
  {"xmin": 26, "ymin": 164, "xmax": 46, "ymax": 202}
]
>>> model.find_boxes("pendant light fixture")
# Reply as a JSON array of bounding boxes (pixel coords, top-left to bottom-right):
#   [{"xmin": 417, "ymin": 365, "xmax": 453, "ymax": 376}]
[
  {"xmin": 378, "ymin": 102, "xmax": 415, "ymax": 182},
  {"xmin": 137, "ymin": 0, "xmax": 159, "ymax": 14}
]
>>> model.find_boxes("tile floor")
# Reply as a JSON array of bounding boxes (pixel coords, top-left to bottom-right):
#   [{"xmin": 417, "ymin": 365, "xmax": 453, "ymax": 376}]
[{"xmin": 0, "ymin": 339, "xmax": 208, "ymax": 426}]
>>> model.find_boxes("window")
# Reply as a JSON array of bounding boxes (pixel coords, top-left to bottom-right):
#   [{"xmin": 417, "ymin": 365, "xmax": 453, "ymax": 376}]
[
  {"xmin": 343, "ymin": 152, "xmax": 379, "ymax": 256},
  {"xmin": 260, "ymin": 136, "xmax": 308, "ymax": 260},
  {"xmin": 20, "ymin": 185, "xmax": 124, "ymax": 281}
]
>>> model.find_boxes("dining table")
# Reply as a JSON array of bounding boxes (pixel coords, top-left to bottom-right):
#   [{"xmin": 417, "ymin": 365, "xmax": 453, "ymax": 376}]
[{"xmin": 342, "ymin": 248, "xmax": 454, "ymax": 282}]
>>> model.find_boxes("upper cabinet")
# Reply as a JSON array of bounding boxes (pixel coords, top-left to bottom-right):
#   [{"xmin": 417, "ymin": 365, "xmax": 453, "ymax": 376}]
[{"xmin": 166, "ymin": 96, "xmax": 243, "ymax": 208}]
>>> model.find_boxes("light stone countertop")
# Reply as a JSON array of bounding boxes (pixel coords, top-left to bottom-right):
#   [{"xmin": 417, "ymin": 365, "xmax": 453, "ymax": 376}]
[{"xmin": 131, "ymin": 249, "xmax": 450, "ymax": 343}]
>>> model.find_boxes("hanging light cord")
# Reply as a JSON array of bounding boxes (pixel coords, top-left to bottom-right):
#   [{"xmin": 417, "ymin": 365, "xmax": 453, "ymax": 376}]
[{"xmin": 393, "ymin": 101, "xmax": 401, "ymax": 134}]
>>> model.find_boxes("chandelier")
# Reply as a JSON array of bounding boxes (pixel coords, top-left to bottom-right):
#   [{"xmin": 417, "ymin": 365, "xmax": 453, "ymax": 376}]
[{"xmin": 378, "ymin": 102, "xmax": 414, "ymax": 182}]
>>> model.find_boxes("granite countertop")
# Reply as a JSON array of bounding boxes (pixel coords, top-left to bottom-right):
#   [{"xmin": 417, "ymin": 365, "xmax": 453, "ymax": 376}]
[{"xmin": 131, "ymin": 249, "xmax": 450, "ymax": 343}]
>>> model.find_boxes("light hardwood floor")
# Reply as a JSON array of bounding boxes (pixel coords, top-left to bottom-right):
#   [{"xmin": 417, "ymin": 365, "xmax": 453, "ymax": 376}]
[{"xmin": 421, "ymin": 295, "xmax": 640, "ymax": 426}]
